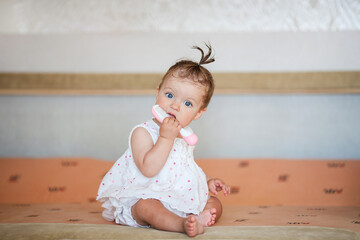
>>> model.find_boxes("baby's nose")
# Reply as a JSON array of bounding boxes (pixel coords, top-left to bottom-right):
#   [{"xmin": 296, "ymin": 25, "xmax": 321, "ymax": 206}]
[{"xmin": 170, "ymin": 101, "xmax": 180, "ymax": 111}]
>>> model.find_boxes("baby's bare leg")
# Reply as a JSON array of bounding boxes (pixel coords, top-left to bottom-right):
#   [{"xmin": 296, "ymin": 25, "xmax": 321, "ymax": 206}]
[
  {"xmin": 131, "ymin": 198, "xmax": 204, "ymax": 237},
  {"xmin": 196, "ymin": 196, "xmax": 223, "ymax": 226}
]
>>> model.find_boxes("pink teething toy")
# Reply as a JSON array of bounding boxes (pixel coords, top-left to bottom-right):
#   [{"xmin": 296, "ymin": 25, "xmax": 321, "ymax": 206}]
[{"xmin": 151, "ymin": 105, "xmax": 198, "ymax": 146}]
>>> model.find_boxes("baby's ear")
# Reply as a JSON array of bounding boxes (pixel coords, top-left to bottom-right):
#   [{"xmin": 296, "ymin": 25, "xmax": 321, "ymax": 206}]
[{"xmin": 194, "ymin": 108, "xmax": 207, "ymax": 120}]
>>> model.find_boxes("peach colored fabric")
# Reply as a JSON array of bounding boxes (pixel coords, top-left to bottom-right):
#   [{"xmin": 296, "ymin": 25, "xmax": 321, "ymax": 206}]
[
  {"xmin": 0, "ymin": 158, "xmax": 359, "ymax": 206},
  {"xmin": 0, "ymin": 158, "xmax": 112, "ymax": 204},
  {"xmin": 196, "ymin": 159, "xmax": 360, "ymax": 206}
]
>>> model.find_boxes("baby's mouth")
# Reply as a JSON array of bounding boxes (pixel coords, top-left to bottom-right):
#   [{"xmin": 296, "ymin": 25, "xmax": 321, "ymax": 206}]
[{"xmin": 168, "ymin": 113, "xmax": 176, "ymax": 119}]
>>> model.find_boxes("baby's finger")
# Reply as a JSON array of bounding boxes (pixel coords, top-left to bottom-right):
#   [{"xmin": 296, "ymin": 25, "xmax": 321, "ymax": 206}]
[
  {"xmin": 210, "ymin": 188, "xmax": 218, "ymax": 195},
  {"xmin": 225, "ymin": 186, "xmax": 231, "ymax": 196},
  {"xmin": 176, "ymin": 122, "xmax": 182, "ymax": 130},
  {"xmin": 215, "ymin": 181, "xmax": 223, "ymax": 188},
  {"xmin": 223, "ymin": 186, "xmax": 228, "ymax": 196},
  {"xmin": 166, "ymin": 117, "xmax": 175, "ymax": 123},
  {"xmin": 169, "ymin": 118, "xmax": 180, "ymax": 127}
]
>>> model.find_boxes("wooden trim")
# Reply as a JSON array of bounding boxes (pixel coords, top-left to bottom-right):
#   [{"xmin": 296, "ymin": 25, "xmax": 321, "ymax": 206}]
[{"xmin": 0, "ymin": 72, "xmax": 359, "ymax": 95}]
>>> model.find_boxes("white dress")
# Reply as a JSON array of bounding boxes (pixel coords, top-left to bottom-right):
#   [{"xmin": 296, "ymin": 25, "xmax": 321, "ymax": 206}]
[{"xmin": 96, "ymin": 119, "xmax": 209, "ymax": 227}]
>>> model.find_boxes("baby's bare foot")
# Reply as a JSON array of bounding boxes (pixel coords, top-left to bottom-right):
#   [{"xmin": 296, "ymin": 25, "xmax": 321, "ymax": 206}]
[
  {"xmin": 184, "ymin": 215, "xmax": 204, "ymax": 237},
  {"xmin": 196, "ymin": 208, "xmax": 217, "ymax": 227}
]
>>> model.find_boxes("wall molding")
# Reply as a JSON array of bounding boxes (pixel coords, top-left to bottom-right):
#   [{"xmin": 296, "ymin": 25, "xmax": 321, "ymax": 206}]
[{"xmin": 0, "ymin": 72, "xmax": 359, "ymax": 95}]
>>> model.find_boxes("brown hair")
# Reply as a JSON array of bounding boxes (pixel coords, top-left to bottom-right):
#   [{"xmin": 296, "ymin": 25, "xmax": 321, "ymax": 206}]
[{"xmin": 158, "ymin": 43, "xmax": 215, "ymax": 109}]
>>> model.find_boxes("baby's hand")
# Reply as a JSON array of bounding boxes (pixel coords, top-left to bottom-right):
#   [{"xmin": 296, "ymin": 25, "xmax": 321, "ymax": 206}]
[
  {"xmin": 207, "ymin": 178, "xmax": 231, "ymax": 197},
  {"xmin": 159, "ymin": 117, "xmax": 182, "ymax": 142}
]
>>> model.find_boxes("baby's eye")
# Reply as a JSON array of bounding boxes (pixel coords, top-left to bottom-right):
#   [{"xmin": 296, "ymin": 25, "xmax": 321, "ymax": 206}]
[
  {"xmin": 184, "ymin": 101, "xmax": 192, "ymax": 107},
  {"xmin": 166, "ymin": 93, "xmax": 173, "ymax": 99}
]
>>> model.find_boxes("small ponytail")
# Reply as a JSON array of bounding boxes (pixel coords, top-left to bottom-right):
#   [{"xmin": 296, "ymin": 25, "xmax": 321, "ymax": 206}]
[{"xmin": 192, "ymin": 43, "xmax": 215, "ymax": 66}]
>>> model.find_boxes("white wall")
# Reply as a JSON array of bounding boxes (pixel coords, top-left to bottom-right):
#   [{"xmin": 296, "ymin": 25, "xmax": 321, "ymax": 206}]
[
  {"xmin": 0, "ymin": 0, "xmax": 359, "ymax": 33},
  {"xmin": 1, "ymin": 32, "xmax": 359, "ymax": 73}
]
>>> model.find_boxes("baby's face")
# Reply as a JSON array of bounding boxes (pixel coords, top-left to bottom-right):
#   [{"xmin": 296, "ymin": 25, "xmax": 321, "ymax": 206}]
[{"xmin": 156, "ymin": 76, "xmax": 207, "ymax": 128}]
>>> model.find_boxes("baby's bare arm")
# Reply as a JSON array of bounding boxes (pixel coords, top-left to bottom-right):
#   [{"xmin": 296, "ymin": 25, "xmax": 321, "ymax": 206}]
[{"xmin": 131, "ymin": 118, "xmax": 181, "ymax": 178}]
